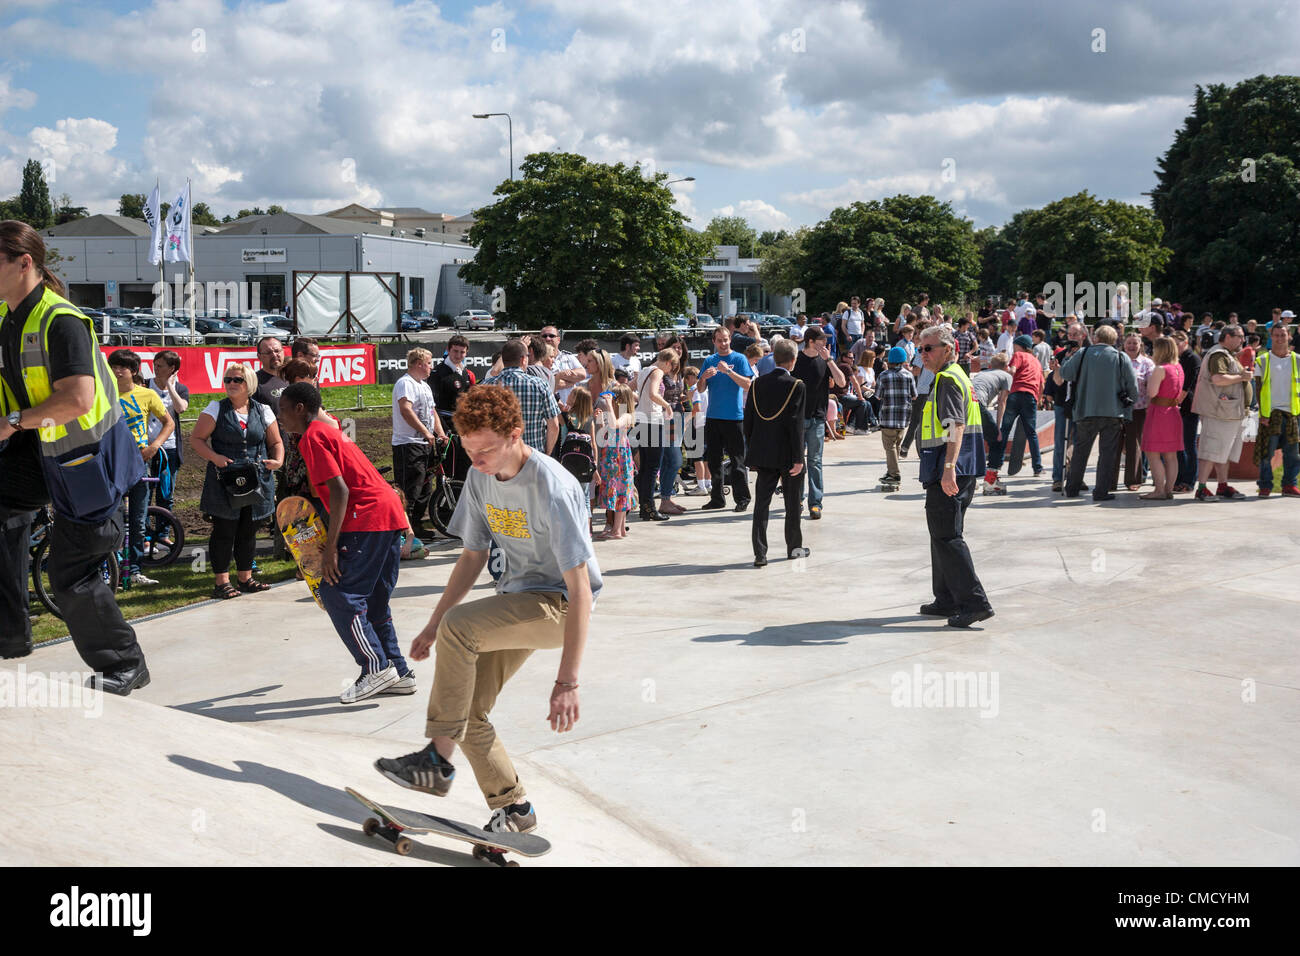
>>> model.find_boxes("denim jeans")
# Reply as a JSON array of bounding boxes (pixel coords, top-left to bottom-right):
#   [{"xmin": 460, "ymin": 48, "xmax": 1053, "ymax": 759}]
[
  {"xmin": 992, "ymin": 392, "xmax": 1041, "ymax": 472},
  {"xmin": 1177, "ymin": 412, "xmax": 1199, "ymax": 486},
  {"xmin": 839, "ymin": 394, "xmax": 871, "ymax": 430},
  {"xmin": 657, "ymin": 441, "xmax": 682, "ymax": 498},
  {"xmin": 1257, "ymin": 430, "xmax": 1300, "ymax": 489},
  {"xmin": 125, "ymin": 478, "xmax": 150, "ymax": 575},
  {"xmin": 802, "ymin": 417, "xmax": 825, "ymax": 508}
]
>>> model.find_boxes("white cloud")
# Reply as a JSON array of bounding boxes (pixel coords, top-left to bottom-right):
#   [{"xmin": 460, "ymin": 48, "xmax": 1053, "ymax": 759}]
[{"xmin": 713, "ymin": 199, "xmax": 792, "ymax": 231}]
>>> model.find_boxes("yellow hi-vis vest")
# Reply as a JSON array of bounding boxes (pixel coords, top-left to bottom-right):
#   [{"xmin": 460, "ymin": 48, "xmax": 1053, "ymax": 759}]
[
  {"xmin": 919, "ymin": 362, "xmax": 982, "ymax": 446},
  {"xmin": 1255, "ymin": 351, "xmax": 1300, "ymax": 418},
  {"xmin": 0, "ymin": 285, "xmax": 121, "ymax": 457}
]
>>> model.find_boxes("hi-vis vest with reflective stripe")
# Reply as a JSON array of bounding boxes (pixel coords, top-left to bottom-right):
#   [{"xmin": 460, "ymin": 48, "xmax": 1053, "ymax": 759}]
[
  {"xmin": 1255, "ymin": 351, "xmax": 1300, "ymax": 418},
  {"xmin": 919, "ymin": 362, "xmax": 982, "ymax": 446},
  {"xmin": 0, "ymin": 285, "xmax": 121, "ymax": 457}
]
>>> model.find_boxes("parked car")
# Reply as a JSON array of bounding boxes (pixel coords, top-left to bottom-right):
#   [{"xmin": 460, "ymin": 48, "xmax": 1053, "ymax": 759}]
[
  {"xmin": 194, "ymin": 317, "xmax": 253, "ymax": 345},
  {"xmin": 100, "ymin": 319, "xmax": 139, "ymax": 346},
  {"xmin": 127, "ymin": 317, "xmax": 204, "ymax": 346},
  {"xmin": 694, "ymin": 313, "xmax": 719, "ymax": 328},
  {"xmin": 103, "ymin": 307, "xmax": 136, "ymax": 318},
  {"xmin": 265, "ymin": 315, "xmax": 294, "ymax": 332},
  {"xmin": 759, "ymin": 315, "xmax": 794, "ymax": 334},
  {"xmin": 408, "ymin": 309, "xmax": 438, "ymax": 330},
  {"xmin": 453, "ymin": 309, "xmax": 494, "ymax": 331},
  {"xmin": 400, "ymin": 312, "xmax": 421, "ymax": 333}
]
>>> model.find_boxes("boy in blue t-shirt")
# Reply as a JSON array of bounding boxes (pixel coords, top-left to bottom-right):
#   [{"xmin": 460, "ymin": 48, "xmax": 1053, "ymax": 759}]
[{"xmin": 699, "ymin": 326, "xmax": 754, "ymax": 511}]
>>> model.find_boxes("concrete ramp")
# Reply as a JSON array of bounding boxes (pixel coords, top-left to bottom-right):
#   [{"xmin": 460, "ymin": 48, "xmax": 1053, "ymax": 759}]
[{"xmin": 0, "ymin": 674, "xmax": 683, "ymax": 867}]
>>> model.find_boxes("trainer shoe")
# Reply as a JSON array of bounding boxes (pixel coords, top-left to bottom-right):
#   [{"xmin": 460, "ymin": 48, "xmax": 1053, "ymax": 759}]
[
  {"xmin": 947, "ymin": 608, "xmax": 995, "ymax": 628},
  {"xmin": 1051, "ymin": 481, "xmax": 1062, "ymax": 492},
  {"xmin": 919, "ymin": 602, "xmax": 958, "ymax": 616},
  {"xmin": 374, "ymin": 742, "xmax": 456, "ymax": 796},
  {"xmin": 700, "ymin": 498, "xmax": 727, "ymax": 510},
  {"xmin": 379, "ymin": 669, "xmax": 417, "ymax": 695},
  {"xmin": 809, "ymin": 505, "xmax": 822, "ymax": 519},
  {"xmin": 341, "ymin": 664, "xmax": 398, "ymax": 704},
  {"xmin": 982, "ymin": 480, "xmax": 1007, "ymax": 496},
  {"xmin": 1194, "ymin": 486, "xmax": 1215, "ymax": 501},
  {"xmin": 130, "ymin": 571, "xmax": 160, "ymax": 586},
  {"xmin": 1283, "ymin": 485, "xmax": 1300, "ymax": 497},
  {"xmin": 1258, "ymin": 487, "xmax": 1272, "ymax": 497},
  {"xmin": 788, "ymin": 547, "xmax": 811, "ymax": 559},
  {"xmin": 1215, "ymin": 485, "xmax": 1246, "ymax": 500},
  {"xmin": 485, "ymin": 801, "xmax": 537, "ymax": 834}
]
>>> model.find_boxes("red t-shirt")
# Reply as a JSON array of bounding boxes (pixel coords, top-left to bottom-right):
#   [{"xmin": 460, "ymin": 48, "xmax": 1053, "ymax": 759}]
[
  {"xmin": 298, "ymin": 420, "xmax": 407, "ymax": 533},
  {"xmin": 1008, "ymin": 350, "xmax": 1044, "ymax": 398}
]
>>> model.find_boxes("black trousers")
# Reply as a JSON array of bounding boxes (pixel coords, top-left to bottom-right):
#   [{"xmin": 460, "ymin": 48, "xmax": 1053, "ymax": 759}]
[
  {"xmin": 901, "ymin": 393, "xmax": 929, "ymax": 452},
  {"xmin": 1066, "ymin": 417, "xmax": 1123, "ymax": 499},
  {"xmin": 703, "ymin": 418, "xmax": 750, "ymax": 504},
  {"xmin": 209, "ymin": 506, "xmax": 257, "ymax": 574},
  {"xmin": 0, "ymin": 436, "xmax": 143, "ymax": 671},
  {"xmin": 752, "ymin": 468, "xmax": 802, "ymax": 558},
  {"xmin": 392, "ymin": 442, "xmax": 432, "ymax": 530},
  {"xmin": 924, "ymin": 476, "xmax": 990, "ymax": 614}
]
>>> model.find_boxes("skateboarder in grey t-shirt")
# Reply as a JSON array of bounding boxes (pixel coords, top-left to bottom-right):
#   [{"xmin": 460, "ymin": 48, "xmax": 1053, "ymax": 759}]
[{"xmin": 374, "ymin": 385, "xmax": 600, "ymax": 836}]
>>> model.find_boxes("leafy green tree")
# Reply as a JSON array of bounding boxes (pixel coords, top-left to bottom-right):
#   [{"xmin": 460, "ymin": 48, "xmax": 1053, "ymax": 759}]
[
  {"xmin": 267, "ymin": 204, "xmax": 285, "ymax": 216},
  {"xmin": 756, "ymin": 228, "xmax": 808, "ymax": 305},
  {"xmin": 795, "ymin": 195, "xmax": 980, "ymax": 314},
  {"xmin": 1152, "ymin": 75, "xmax": 1300, "ymax": 318},
  {"xmin": 118, "ymin": 193, "xmax": 147, "ymax": 219},
  {"xmin": 460, "ymin": 152, "xmax": 712, "ymax": 329},
  {"xmin": 702, "ymin": 215, "xmax": 759, "ymax": 258},
  {"xmin": 976, "ymin": 210, "xmax": 1032, "ymax": 300},
  {"xmin": 53, "ymin": 193, "xmax": 89, "ymax": 225},
  {"xmin": 235, "ymin": 207, "xmax": 267, "ymax": 219},
  {"xmin": 191, "ymin": 202, "xmax": 221, "ymax": 226},
  {"xmin": 18, "ymin": 159, "xmax": 53, "ymax": 228},
  {"xmin": 0, "ymin": 197, "xmax": 21, "ymax": 220},
  {"xmin": 1016, "ymin": 191, "xmax": 1170, "ymax": 312}
]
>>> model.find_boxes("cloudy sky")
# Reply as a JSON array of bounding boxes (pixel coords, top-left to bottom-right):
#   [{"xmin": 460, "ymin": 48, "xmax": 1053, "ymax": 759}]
[{"xmin": 2, "ymin": 0, "xmax": 1297, "ymax": 231}]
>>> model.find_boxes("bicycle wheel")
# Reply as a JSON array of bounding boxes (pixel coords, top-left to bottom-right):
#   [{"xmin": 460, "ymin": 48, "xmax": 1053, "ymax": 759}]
[
  {"xmin": 32, "ymin": 539, "xmax": 120, "ymax": 619},
  {"xmin": 428, "ymin": 477, "xmax": 464, "ymax": 538},
  {"xmin": 140, "ymin": 506, "xmax": 185, "ymax": 567}
]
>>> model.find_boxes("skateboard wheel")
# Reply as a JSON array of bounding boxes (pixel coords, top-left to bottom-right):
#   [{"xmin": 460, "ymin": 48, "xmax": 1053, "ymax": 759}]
[
  {"xmin": 394, "ymin": 837, "xmax": 413, "ymax": 856},
  {"xmin": 362, "ymin": 817, "xmax": 380, "ymax": 837}
]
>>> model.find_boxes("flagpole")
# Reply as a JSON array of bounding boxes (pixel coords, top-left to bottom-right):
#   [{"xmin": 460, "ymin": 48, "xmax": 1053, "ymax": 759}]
[
  {"xmin": 156, "ymin": 178, "xmax": 164, "ymax": 318},
  {"xmin": 187, "ymin": 178, "xmax": 196, "ymax": 341}
]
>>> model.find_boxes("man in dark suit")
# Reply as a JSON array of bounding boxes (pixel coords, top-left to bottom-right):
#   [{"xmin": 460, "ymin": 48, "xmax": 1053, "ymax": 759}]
[{"xmin": 743, "ymin": 338, "xmax": 809, "ymax": 567}]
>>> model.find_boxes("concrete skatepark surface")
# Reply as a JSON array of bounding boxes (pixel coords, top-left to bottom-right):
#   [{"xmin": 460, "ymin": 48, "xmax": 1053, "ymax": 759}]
[{"xmin": 2, "ymin": 437, "xmax": 1297, "ymax": 866}]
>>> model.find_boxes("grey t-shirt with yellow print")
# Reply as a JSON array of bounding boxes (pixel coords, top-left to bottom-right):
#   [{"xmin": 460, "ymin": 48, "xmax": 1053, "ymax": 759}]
[{"xmin": 447, "ymin": 449, "xmax": 602, "ymax": 601}]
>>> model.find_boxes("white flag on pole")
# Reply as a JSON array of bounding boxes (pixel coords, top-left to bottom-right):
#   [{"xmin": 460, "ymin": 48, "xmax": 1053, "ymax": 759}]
[
  {"xmin": 163, "ymin": 182, "xmax": 192, "ymax": 263},
  {"xmin": 144, "ymin": 184, "xmax": 164, "ymax": 265}
]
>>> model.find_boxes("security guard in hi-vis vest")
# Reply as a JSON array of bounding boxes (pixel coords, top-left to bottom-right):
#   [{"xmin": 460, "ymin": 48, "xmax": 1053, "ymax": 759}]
[
  {"xmin": 0, "ymin": 220, "xmax": 150, "ymax": 692},
  {"xmin": 915, "ymin": 325, "xmax": 995, "ymax": 629}
]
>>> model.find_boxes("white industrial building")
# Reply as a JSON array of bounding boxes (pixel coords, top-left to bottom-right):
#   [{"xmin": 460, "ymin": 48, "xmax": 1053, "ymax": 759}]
[{"xmin": 43, "ymin": 210, "xmax": 491, "ymax": 317}]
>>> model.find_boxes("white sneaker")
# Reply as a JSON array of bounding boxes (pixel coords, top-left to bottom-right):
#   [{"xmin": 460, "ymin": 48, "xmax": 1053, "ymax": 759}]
[
  {"xmin": 379, "ymin": 670, "xmax": 417, "ymax": 695},
  {"xmin": 684, "ymin": 485, "xmax": 711, "ymax": 496},
  {"xmin": 982, "ymin": 480, "xmax": 1007, "ymax": 496},
  {"xmin": 340, "ymin": 665, "xmax": 399, "ymax": 704},
  {"xmin": 130, "ymin": 572, "xmax": 160, "ymax": 585}
]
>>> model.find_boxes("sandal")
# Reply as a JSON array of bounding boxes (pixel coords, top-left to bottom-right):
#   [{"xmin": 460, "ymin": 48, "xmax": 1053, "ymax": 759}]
[
  {"xmin": 213, "ymin": 581, "xmax": 241, "ymax": 600},
  {"xmin": 1138, "ymin": 492, "xmax": 1167, "ymax": 501},
  {"xmin": 236, "ymin": 577, "xmax": 271, "ymax": 593}
]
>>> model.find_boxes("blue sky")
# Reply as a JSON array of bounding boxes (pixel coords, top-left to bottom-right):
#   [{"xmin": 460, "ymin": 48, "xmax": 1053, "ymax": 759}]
[{"xmin": 2, "ymin": 0, "xmax": 1297, "ymax": 230}]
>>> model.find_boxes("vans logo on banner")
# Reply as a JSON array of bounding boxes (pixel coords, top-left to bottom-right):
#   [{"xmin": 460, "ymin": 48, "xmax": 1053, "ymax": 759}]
[
  {"xmin": 203, "ymin": 349, "xmax": 259, "ymax": 389},
  {"xmin": 315, "ymin": 347, "xmax": 369, "ymax": 385}
]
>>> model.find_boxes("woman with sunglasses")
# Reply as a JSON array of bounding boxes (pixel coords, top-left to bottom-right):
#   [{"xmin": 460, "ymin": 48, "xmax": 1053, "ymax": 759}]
[{"xmin": 190, "ymin": 361, "xmax": 284, "ymax": 599}]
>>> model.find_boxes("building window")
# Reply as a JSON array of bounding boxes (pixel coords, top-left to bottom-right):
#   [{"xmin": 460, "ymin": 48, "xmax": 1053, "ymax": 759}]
[
  {"xmin": 703, "ymin": 258, "xmax": 730, "ymax": 268},
  {"xmin": 408, "ymin": 277, "xmax": 424, "ymax": 310}
]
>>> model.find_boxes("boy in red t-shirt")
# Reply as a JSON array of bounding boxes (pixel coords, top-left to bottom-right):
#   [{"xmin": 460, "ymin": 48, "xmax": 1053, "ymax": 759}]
[{"xmin": 279, "ymin": 383, "xmax": 414, "ymax": 704}]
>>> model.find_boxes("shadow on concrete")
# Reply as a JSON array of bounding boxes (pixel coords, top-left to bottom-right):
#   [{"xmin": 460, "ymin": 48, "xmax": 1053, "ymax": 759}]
[
  {"xmin": 603, "ymin": 562, "xmax": 755, "ymax": 577},
  {"xmin": 168, "ymin": 755, "xmax": 360, "ymax": 822},
  {"xmin": 391, "ymin": 584, "xmax": 450, "ymax": 600},
  {"xmin": 693, "ymin": 615, "xmax": 936, "ymax": 646},
  {"xmin": 172, "ymin": 684, "xmax": 380, "ymax": 722},
  {"xmin": 317, "ymin": 822, "xmax": 479, "ymax": 867}
]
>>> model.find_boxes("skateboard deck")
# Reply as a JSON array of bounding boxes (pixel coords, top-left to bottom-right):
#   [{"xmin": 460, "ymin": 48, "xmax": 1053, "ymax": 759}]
[
  {"xmin": 275, "ymin": 495, "xmax": 328, "ymax": 609},
  {"xmin": 345, "ymin": 787, "xmax": 551, "ymax": 865}
]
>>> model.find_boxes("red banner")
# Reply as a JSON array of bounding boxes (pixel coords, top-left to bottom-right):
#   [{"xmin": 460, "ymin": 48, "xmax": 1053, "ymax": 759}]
[{"xmin": 99, "ymin": 344, "xmax": 376, "ymax": 393}]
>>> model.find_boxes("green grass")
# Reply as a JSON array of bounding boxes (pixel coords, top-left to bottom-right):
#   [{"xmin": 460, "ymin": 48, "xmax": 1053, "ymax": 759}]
[
  {"xmin": 30, "ymin": 541, "xmax": 301, "ymax": 646},
  {"xmin": 182, "ymin": 383, "xmax": 394, "ymax": 421}
]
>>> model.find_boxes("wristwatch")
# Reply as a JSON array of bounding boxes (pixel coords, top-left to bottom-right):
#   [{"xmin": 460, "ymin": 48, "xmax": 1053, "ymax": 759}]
[
  {"xmin": 6, "ymin": 411, "xmax": 21, "ymax": 432},
  {"xmin": 943, "ymin": 462, "xmax": 956, "ymax": 469}
]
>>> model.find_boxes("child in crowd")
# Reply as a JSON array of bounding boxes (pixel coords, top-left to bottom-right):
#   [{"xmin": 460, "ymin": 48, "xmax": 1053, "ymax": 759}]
[
  {"xmin": 682, "ymin": 366, "xmax": 711, "ymax": 496},
  {"xmin": 594, "ymin": 383, "xmax": 637, "ymax": 540},
  {"xmin": 876, "ymin": 346, "xmax": 917, "ymax": 487}
]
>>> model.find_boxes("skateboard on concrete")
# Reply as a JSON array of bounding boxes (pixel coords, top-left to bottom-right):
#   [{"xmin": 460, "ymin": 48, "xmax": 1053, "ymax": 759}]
[
  {"xmin": 345, "ymin": 787, "xmax": 551, "ymax": 867},
  {"xmin": 1006, "ymin": 419, "xmax": 1027, "ymax": 475},
  {"xmin": 275, "ymin": 495, "xmax": 328, "ymax": 609},
  {"xmin": 879, "ymin": 477, "xmax": 900, "ymax": 492}
]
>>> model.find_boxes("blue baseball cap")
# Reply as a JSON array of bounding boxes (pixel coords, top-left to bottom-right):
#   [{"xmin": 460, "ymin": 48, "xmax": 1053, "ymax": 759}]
[{"xmin": 887, "ymin": 346, "xmax": 908, "ymax": 364}]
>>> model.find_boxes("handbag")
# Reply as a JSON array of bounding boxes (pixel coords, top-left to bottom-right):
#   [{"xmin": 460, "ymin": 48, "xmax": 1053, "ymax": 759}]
[{"xmin": 218, "ymin": 459, "xmax": 263, "ymax": 505}]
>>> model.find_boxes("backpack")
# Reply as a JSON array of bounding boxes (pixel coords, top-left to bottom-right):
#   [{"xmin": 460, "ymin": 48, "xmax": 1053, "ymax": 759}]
[{"xmin": 558, "ymin": 429, "xmax": 596, "ymax": 483}]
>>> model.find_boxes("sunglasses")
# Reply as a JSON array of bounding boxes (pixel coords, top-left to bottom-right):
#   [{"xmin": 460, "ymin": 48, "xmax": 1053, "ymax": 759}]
[
  {"xmin": 921, "ymin": 344, "xmax": 946, "ymax": 353},
  {"xmin": 223, "ymin": 376, "xmax": 244, "ymax": 384}
]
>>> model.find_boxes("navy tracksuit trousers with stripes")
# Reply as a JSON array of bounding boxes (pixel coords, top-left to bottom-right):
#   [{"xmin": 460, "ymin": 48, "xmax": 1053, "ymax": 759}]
[{"xmin": 318, "ymin": 530, "xmax": 409, "ymax": 676}]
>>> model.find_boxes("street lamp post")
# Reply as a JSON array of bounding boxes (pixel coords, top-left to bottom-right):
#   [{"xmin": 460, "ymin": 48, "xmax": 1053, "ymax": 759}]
[
  {"xmin": 665, "ymin": 176, "xmax": 696, "ymax": 186},
  {"xmin": 472, "ymin": 112, "xmax": 513, "ymax": 181}
]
